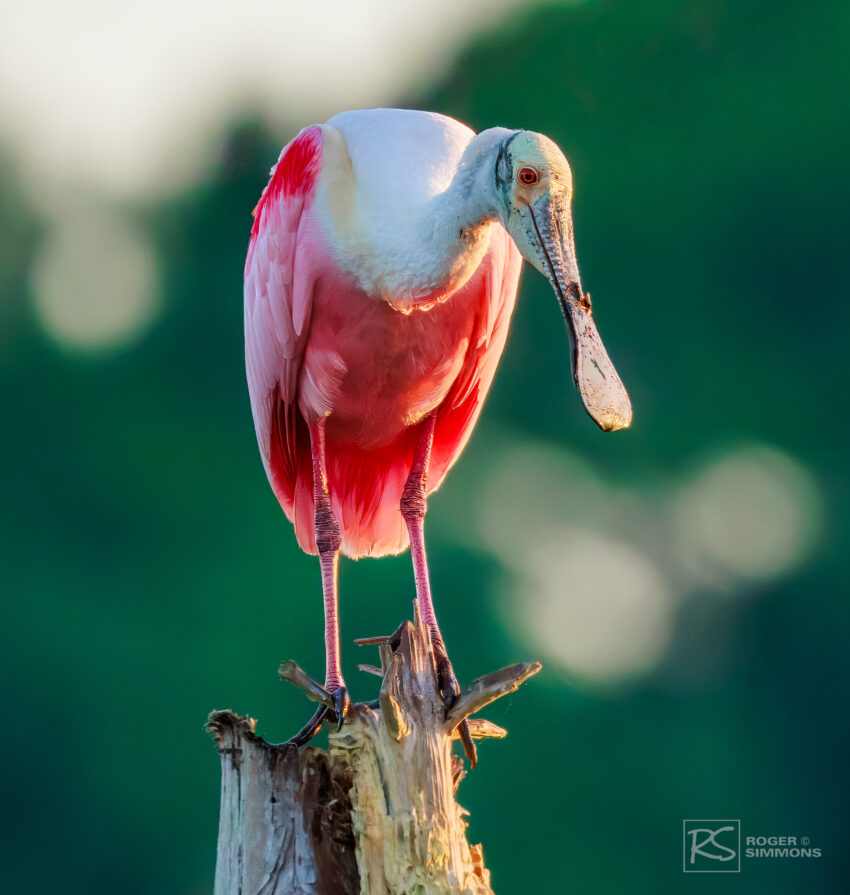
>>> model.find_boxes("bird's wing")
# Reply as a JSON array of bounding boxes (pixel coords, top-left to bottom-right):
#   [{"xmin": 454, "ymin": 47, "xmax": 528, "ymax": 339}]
[
  {"xmin": 429, "ymin": 227, "xmax": 524, "ymax": 492},
  {"xmin": 244, "ymin": 125, "xmax": 323, "ymax": 516}
]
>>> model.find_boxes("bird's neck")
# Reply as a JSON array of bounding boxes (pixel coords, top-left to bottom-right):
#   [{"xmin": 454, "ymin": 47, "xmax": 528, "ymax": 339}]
[
  {"xmin": 317, "ymin": 128, "xmax": 510, "ymax": 311},
  {"xmin": 386, "ymin": 133, "xmax": 509, "ymax": 311},
  {"xmin": 396, "ymin": 185, "xmax": 494, "ymax": 308}
]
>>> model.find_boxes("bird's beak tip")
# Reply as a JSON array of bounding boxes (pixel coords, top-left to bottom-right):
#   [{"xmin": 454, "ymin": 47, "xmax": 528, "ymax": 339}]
[{"xmin": 589, "ymin": 404, "xmax": 633, "ymax": 433}]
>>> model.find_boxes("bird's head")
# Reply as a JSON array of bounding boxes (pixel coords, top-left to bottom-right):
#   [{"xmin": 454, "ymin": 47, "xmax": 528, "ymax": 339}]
[{"xmin": 488, "ymin": 129, "xmax": 632, "ymax": 432}]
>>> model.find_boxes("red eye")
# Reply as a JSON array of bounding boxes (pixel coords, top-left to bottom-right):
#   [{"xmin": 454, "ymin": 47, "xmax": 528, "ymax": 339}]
[{"xmin": 518, "ymin": 167, "xmax": 538, "ymax": 185}]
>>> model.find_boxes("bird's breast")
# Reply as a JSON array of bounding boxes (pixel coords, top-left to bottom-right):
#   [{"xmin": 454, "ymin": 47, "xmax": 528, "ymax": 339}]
[{"xmin": 298, "ymin": 235, "xmax": 487, "ymax": 450}]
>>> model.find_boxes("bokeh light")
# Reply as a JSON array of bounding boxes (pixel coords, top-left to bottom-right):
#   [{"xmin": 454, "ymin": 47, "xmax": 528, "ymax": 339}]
[
  {"xmin": 31, "ymin": 205, "xmax": 159, "ymax": 352},
  {"xmin": 514, "ymin": 528, "xmax": 673, "ymax": 683},
  {"xmin": 474, "ymin": 438, "xmax": 824, "ymax": 684},
  {"xmin": 672, "ymin": 444, "xmax": 823, "ymax": 585}
]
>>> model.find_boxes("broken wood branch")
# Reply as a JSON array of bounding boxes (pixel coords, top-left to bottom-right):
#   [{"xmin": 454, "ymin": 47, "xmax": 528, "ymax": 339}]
[
  {"xmin": 209, "ymin": 606, "xmax": 541, "ymax": 894},
  {"xmin": 445, "ymin": 661, "xmax": 542, "ymax": 734}
]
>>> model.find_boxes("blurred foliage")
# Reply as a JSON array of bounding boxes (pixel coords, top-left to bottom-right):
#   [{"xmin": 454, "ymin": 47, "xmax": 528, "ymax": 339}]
[{"xmin": 1, "ymin": 0, "xmax": 848, "ymax": 892}]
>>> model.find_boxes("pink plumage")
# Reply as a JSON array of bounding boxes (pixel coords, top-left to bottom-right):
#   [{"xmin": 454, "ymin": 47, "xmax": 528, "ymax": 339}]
[{"xmin": 245, "ymin": 119, "xmax": 522, "ymax": 559}]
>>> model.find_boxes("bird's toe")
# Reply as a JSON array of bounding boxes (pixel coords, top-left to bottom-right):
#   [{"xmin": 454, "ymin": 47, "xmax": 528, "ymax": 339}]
[
  {"xmin": 287, "ymin": 705, "xmax": 330, "ymax": 747},
  {"xmin": 433, "ymin": 655, "xmax": 478, "ymax": 766},
  {"xmin": 435, "ymin": 657, "xmax": 461, "ymax": 708},
  {"xmin": 330, "ymin": 685, "xmax": 350, "ymax": 731}
]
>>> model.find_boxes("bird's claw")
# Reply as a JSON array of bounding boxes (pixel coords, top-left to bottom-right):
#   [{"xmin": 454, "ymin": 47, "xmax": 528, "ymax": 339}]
[
  {"xmin": 435, "ymin": 655, "xmax": 461, "ymax": 707},
  {"xmin": 331, "ymin": 686, "xmax": 350, "ymax": 731},
  {"xmin": 434, "ymin": 652, "xmax": 478, "ymax": 767},
  {"xmin": 285, "ymin": 684, "xmax": 349, "ymax": 746},
  {"xmin": 286, "ymin": 704, "xmax": 329, "ymax": 747}
]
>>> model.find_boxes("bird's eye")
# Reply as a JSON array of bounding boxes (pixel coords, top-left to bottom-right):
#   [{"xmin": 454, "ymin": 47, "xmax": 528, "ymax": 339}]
[{"xmin": 517, "ymin": 167, "xmax": 539, "ymax": 185}]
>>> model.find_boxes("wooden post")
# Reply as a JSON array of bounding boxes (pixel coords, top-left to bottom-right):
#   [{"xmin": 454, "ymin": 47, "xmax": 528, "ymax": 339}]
[{"xmin": 208, "ymin": 608, "xmax": 541, "ymax": 894}]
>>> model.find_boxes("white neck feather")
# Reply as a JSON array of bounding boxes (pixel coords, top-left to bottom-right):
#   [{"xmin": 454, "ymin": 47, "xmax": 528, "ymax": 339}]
[{"xmin": 315, "ymin": 123, "xmax": 514, "ymax": 311}]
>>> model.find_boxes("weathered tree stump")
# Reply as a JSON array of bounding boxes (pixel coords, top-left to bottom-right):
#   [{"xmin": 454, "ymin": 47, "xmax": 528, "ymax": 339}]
[{"xmin": 208, "ymin": 608, "xmax": 540, "ymax": 894}]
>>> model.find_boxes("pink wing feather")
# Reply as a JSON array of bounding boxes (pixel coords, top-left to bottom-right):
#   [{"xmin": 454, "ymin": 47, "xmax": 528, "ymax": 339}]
[
  {"xmin": 428, "ymin": 228, "xmax": 523, "ymax": 493},
  {"xmin": 244, "ymin": 126, "xmax": 323, "ymax": 526}
]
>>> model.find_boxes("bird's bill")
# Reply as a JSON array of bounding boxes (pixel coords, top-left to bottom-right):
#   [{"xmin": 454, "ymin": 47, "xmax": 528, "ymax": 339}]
[
  {"xmin": 515, "ymin": 199, "xmax": 632, "ymax": 432},
  {"xmin": 558, "ymin": 286, "xmax": 632, "ymax": 432}
]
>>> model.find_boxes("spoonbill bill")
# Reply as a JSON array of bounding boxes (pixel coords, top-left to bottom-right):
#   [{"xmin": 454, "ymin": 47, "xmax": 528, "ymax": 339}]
[{"xmin": 245, "ymin": 108, "xmax": 631, "ymax": 763}]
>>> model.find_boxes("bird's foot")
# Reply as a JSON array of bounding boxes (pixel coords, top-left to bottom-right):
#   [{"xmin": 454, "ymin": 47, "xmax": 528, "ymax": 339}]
[
  {"xmin": 432, "ymin": 641, "xmax": 478, "ymax": 768},
  {"xmin": 434, "ymin": 654, "xmax": 460, "ymax": 707},
  {"xmin": 331, "ymin": 685, "xmax": 351, "ymax": 731},
  {"xmin": 286, "ymin": 684, "xmax": 350, "ymax": 747}
]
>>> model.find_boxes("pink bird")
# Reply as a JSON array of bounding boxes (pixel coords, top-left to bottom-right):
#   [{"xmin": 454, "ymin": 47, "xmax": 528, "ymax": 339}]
[{"xmin": 244, "ymin": 108, "xmax": 631, "ymax": 763}]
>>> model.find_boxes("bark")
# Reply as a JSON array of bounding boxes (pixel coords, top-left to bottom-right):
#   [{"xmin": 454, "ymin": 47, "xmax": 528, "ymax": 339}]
[{"xmin": 208, "ymin": 608, "xmax": 540, "ymax": 895}]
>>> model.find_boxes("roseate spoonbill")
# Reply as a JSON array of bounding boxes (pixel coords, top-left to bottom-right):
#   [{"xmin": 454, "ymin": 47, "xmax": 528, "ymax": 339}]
[{"xmin": 245, "ymin": 108, "xmax": 631, "ymax": 763}]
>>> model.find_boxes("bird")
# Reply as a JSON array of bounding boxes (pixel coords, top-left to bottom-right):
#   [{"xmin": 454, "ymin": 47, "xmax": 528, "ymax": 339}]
[{"xmin": 244, "ymin": 108, "xmax": 631, "ymax": 764}]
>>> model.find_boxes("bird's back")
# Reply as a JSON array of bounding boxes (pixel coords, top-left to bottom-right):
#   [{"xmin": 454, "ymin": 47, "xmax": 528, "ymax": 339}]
[{"xmin": 325, "ymin": 108, "xmax": 475, "ymax": 212}]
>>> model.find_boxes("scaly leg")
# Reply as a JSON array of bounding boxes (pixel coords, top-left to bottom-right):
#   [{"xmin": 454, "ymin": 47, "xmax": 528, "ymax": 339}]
[
  {"xmin": 288, "ymin": 419, "xmax": 349, "ymax": 746},
  {"xmin": 401, "ymin": 415, "xmax": 477, "ymax": 766}
]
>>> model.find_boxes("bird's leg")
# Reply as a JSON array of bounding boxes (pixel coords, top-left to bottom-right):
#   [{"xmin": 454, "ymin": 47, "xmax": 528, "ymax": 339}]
[
  {"xmin": 400, "ymin": 417, "xmax": 452, "ymax": 695},
  {"xmin": 288, "ymin": 419, "xmax": 349, "ymax": 747},
  {"xmin": 401, "ymin": 416, "xmax": 477, "ymax": 766}
]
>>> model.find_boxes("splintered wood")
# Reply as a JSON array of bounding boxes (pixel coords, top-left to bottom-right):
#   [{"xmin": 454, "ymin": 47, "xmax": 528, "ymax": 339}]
[{"xmin": 208, "ymin": 610, "xmax": 540, "ymax": 894}]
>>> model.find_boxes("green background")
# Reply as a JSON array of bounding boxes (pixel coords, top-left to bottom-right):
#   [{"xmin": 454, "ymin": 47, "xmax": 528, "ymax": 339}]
[{"xmin": 2, "ymin": 1, "xmax": 847, "ymax": 892}]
